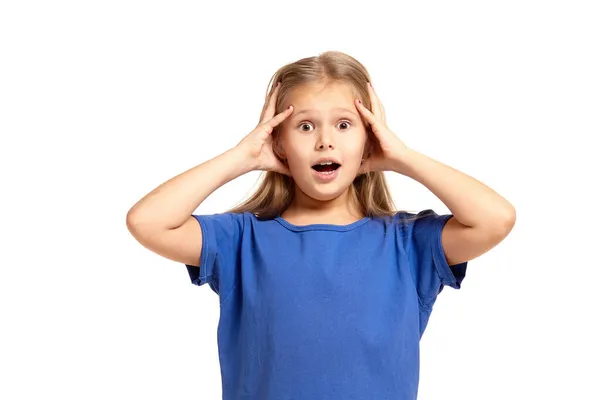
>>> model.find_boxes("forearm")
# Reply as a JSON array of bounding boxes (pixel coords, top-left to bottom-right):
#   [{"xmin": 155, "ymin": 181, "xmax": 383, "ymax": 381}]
[
  {"xmin": 126, "ymin": 146, "xmax": 254, "ymax": 230},
  {"xmin": 393, "ymin": 148, "xmax": 516, "ymax": 229}
]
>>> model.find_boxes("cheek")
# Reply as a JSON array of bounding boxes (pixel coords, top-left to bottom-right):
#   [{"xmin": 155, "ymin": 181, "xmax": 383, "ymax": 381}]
[
  {"xmin": 279, "ymin": 139, "xmax": 308, "ymax": 168},
  {"xmin": 350, "ymin": 133, "xmax": 369, "ymax": 154},
  {"xmin": 362, "ymin": 131, "xmax": 373, "ymax": 154},
  {"xmin": 287, "ymin": 150, "xmax": 310, "ymax": 169}
]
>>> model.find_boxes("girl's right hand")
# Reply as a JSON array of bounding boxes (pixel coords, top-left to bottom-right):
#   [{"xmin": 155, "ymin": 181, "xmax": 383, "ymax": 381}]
[{"xmin": 235, "ymin": 82, "xmax": 294, "ymax": 176}]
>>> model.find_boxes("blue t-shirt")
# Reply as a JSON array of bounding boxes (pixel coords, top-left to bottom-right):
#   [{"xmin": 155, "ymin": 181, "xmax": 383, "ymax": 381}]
[{"xmin": 184, "ymin": 209, "xmax": 468, "ymax": 400}]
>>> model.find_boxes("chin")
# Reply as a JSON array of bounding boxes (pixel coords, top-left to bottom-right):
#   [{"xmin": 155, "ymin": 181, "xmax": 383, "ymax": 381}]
[
  {"xmin": 307, "ymin": 191, "xmax": 344, "ymax": 202},
  {"xmin": 295, "ymin": 175, "xmax": 355, "ymax": 202}
]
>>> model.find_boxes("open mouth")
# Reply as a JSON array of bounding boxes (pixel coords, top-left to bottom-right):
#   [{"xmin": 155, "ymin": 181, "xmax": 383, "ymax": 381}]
[{"xmin": 311, "ymin": 163, "xmax": 341, "ymax": 173}]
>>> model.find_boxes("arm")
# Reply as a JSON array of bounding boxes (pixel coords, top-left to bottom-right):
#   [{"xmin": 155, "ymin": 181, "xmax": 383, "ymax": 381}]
[
  {"xmin": 126, "ymin": 81, "xmax": 293, "ymax": 266},
  {"xmin": 392, "ymin": 148, "xmax": 516, "ymax": 266},
  {"xmin": 126, "ymin": 146, "xmax": 253, "ymax": 230},
  {"xmin": 354, "ymin": 82, "xmax": 515, "ymax": 268},
  {"xmin": 125, "ymin": 147, "xmax": 254, "ymax": 266}
]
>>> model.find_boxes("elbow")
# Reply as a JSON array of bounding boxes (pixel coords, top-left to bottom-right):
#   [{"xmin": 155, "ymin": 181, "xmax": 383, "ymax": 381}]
[
  {"xmin": 503, "ymin": 205, "xmax": 516, "ymax": 229},
  {"xmin": 494, "ymin": 206, "xmax": 516, "ymax": 238},
  {"xmin": 126, "ymin": 209, "xmax": 145, "ymax": 234}
]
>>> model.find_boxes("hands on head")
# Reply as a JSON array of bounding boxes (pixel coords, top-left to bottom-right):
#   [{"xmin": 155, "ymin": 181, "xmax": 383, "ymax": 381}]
[
  {"xmin": 355, "ymin": 82, "xmax": 409, "ymax": 175},
  {"xmin": 235, "ymin": 80, "xmax": 410, "ymax": 178},
  {"xmin": 235, "ymin": 82, "xmax": 293, "ymax": 176}
]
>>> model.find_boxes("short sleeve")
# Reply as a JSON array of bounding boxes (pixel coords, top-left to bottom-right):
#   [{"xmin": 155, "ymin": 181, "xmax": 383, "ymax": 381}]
[
  {"xmin": 184, "ymin": 212, "xmax": 245, "ymax": 300},
  {"xmin": 398, "ymin": 209, "xmax": 468, "ymax": 310}
]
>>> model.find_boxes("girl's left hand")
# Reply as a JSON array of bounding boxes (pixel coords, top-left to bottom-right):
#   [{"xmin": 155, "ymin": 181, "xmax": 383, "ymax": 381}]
[{"xmin": 355, "ymin": 82, "xmax": 409, "ymax": 175}]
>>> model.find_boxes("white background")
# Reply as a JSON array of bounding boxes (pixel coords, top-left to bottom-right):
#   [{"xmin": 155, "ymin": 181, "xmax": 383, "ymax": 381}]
[{"xmin": 2, "ymin": 0, "xmax": 599, "ymax": 399}]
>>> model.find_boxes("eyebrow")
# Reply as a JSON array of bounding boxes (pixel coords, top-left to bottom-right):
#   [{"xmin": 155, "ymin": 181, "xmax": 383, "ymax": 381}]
[{"xmin": 293, "ymin": 107, "xmax": 358, "ymax": 117}]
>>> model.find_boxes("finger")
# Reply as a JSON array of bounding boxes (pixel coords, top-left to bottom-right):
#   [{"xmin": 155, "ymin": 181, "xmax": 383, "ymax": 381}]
[
  {"xmin": 372, "ymin": 83, "xmax": 385, "ymax": 122},
  {"xmin": 372, "ymin": 83, "xmax": 386, "ymax": 122},
  {"xmin": 367, "ymin": 82, "xmax": 385, "ymax": 123},
  {"xmin": 355, "ymin": 99, "xmax": 378, "ymax": 127},
  {"xmin": 260, "ymin": 82, "xmax": 279, "ymax": 120},
  {"xmin": 366, "ymin": 82, "xmax": 380, "ymax": 120},
  {"xmin": 263, "ymin": 82, "xmax": 281, "ymax": 120},
  {"xmin": 260, "ymin": 82, "xmax": 281, "ymax": 125},
  {"xmin": 265, "ymin": 105, "xmax": 294, "ymax": 130}
]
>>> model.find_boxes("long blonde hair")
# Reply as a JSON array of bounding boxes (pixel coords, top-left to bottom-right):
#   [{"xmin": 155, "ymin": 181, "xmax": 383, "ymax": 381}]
[{"xmin": 227, "ymin": 51, "xmax": 420, "ymax": 222}]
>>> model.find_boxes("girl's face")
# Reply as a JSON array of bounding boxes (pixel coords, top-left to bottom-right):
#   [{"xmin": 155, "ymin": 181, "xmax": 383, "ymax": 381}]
[{"xmin": 278, "ymin": 81, "xmax": 370, "ymax": 201}]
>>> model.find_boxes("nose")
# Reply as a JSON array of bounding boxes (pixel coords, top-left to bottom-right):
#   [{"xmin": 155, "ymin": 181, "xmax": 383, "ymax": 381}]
[{"xmin": 316, "ymin": 130, "xmax": 335, "ymax": 150}]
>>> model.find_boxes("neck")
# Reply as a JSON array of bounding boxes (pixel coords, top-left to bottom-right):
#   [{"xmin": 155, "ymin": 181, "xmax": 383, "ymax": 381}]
[{"xmin": 283, "ymin": 184, "xmax": 363, "ymax": 221}]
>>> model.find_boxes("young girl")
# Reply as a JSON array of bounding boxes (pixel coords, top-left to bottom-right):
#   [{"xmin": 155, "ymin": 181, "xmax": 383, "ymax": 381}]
[{"xmin": 127, "ymin": 51, "xmax": 516, "ymax": 400}]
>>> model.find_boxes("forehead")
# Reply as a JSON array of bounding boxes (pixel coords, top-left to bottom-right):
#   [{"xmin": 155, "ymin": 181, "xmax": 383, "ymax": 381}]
[{"xmin": 287, "ymin": 81, "xmax": 356, "ymax": 108}]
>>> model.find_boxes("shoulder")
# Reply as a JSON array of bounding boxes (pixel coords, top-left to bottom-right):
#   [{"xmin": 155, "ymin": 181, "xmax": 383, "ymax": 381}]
[
  {"xmin": 373, "ymin": 209, "xmax": 452, "ymax": 241},
  {"xmin": 373, "ymin": 209, "xmax": 440, "ymax": 226},
  {"xmin": 192, "ymin": 211, "xmax": 253, "ymax": 234},
  {"xmin": 393, "ymin": 209, "xmax": 450, "ymax": 227}
]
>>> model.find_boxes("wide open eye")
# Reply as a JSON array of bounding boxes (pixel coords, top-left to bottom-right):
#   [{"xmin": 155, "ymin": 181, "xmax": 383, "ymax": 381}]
[
  {"xmin": 299, "ymin": 123, "xmax": 312, "ymax": 132},
  {"xmin": 298, "ymin": 120, "xmax": 352, "ymax": 132},
  {"xmin": 338, "ymin": 120, "xmax": 351, "ymax": 130}
]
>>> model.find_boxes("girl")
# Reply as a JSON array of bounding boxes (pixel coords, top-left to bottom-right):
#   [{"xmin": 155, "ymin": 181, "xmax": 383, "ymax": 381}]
[{"xmin": 127, "ymin": 51, "xmax": 516, "ymax": 400}]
